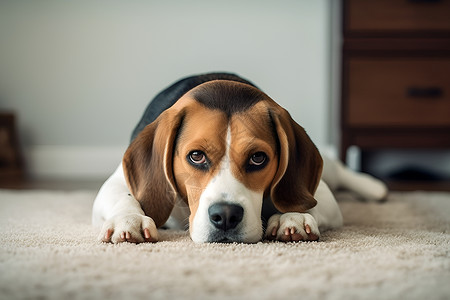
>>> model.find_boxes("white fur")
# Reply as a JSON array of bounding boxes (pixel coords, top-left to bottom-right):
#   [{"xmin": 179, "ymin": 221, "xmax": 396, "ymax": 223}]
[
  {"xmin": 190, "ymin": 127, "xmax": 263, "ymax": 243},
  {"xmin": 265, "ymin": 180, "xmax": 343, "ymax": 241},
  {"xmin": 92, "ymin": 164, "xmax": 159, "ymax": 242},
  {"xmin": 92, "ymin": 149, "xmax": 387, "ymax": 244},
  {"xmin": 322, "ymin": 156, "xmax": 388, "ymax": 201}
]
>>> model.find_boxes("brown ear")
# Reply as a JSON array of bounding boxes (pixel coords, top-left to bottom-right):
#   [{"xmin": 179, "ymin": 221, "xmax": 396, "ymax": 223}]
[
  {"xmin": 122, "ymin": 108, "xmax": 184, "ymax": 228},
  {"xmin": 269, "ymin": 107, "xmax": 323, "ymax": 213}
]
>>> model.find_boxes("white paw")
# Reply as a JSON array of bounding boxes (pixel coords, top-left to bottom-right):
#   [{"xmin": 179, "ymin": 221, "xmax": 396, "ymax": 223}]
[
  {"xmin": 98, "ymin": 213, "xmax": 158, "ymax": 244},
  {"xmin": 265, "ymin": 213, "xmax": 320, "ymax": 242}
]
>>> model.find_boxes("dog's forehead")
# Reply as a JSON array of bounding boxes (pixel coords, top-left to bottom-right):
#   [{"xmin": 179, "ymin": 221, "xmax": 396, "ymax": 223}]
[
  {"xmin": 230, "ymin": 103, "xmax": 274, "ymax": 140},
  {"xmin": 177, "ymin": 98, "xmax": 274, "ymax": 145},
  {"xmin": 174, "ymin": 81, "xmax": 276, "ymax": 155},
  {"xmin": 186, "ymin": 80, "xmax": 269, "ymax": 117},
  {"xmin": 176, "ymin": 101, "xmax": 228, "ymax": 146}
]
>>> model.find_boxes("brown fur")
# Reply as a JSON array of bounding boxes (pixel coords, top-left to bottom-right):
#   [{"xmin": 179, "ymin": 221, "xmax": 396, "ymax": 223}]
[
  {"xmin": 122, "ymin": 101, "xmax": 186, "ymax": 227},
  {"xmin": 268, "ymin": 103, "xmax": 323, "ymax": 212},
  {"xmin": 228, "ymin": 102, "xmax": 279, "ymax": 192}
]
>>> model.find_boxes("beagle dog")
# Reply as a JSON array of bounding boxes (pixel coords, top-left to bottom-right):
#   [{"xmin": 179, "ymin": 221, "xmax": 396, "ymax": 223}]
[{"xmin": 92, "ymin": 73, "xmax": 387, "ymax": 244}]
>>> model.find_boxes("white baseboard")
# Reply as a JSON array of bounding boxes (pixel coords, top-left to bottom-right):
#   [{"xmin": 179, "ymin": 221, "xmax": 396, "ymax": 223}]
[
  {"xmin": 24, "ymin": 145, "xmax": 127, "ymax": 180},
  {"xmin": 24, "ymin": 144, "xmax": 338, "ymax": 180}
]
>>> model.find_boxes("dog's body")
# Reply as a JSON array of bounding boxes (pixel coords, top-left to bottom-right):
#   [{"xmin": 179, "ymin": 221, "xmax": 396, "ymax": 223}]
[{"xmin": 92, "ymin": 73, "xmax": 387, "ymax": 244}]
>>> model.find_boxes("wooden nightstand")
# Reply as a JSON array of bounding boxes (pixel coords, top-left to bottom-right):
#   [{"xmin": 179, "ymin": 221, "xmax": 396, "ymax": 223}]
[{"xmin": 340, "ymin": 0, "xmax": 450, "ymax": 189}]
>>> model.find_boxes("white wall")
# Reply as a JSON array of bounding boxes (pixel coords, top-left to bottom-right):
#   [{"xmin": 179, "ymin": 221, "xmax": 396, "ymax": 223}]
[{"xmin": 0, "ymin": 0, "xmax": 333, "ymax": 179}]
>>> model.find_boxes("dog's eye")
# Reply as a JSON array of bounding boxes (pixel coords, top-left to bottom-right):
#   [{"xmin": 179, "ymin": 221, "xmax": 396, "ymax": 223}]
[
  {"xmin": 249, "ymin": 152, "xmax": 267, "ymax": 166},
  {"xmin": 188, "ymin": 151, "xmax": 208, "ymax": 169},
  {"xmin": 189, "ymin": 151, "xmax": 206, "ymax": 164},
  {"xmin": 247, "ymin": 152, "xmax": 268, "ymax": 172}
]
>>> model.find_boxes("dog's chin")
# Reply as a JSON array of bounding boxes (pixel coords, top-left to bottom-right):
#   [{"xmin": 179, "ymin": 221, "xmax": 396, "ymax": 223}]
[
  {"xmin": 208, "ymin": 232, "xmax": 244, "ymax": 244},
  {"xmin": 190, "ymin": 229, "xmax": 262, "ymax": 244}
]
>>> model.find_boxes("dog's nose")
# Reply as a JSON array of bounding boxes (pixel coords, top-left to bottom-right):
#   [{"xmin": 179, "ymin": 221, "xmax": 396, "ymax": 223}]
[{"xmin": 208, "ymin": 203, "xmax": 244, "ymax": 231}]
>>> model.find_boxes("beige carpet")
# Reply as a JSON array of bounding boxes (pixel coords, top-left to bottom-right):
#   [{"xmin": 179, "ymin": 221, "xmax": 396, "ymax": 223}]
[{"xmin": 0, "ymin": 189, "xmax": 449, "ymax": 300}]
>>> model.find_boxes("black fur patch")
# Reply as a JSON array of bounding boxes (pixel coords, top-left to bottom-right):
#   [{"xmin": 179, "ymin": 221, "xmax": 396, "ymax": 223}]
[{"xmin": 191, "ymin": 80, "xmax": 266, "ymax": 117}]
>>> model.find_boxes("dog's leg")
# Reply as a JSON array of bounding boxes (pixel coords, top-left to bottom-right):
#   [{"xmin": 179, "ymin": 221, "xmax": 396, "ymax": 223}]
[
  {"xmin": 92, "ymin": 164, "xmax": 158, "ymax": 243},
  {"xmin": 265, "ymin": 180, "xmax": 343, "ymax": 242},
  {"xmin": 322, "ymin": 156, "xmax": 388, "ymax": 202}
]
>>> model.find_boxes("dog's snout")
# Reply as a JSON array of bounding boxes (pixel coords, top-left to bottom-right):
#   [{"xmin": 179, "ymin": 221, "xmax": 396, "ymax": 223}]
[{"xmin": 208, "ymin": 203, "xmax": 244, "ymax": 231}]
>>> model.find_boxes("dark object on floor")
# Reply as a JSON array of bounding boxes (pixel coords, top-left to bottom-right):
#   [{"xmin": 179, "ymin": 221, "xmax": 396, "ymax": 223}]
[{"xmin": 0, "ymin": 113, "xmax": 24, "ymax": 181}]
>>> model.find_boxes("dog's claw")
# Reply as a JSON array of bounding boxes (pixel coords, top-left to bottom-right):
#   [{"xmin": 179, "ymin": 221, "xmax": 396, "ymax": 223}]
[
  {"xmin": 102, "ymin": 228, "xmax": 113, "ymax": 242},
  {"xmin": 144, "ymin": 228, "xmax": 151, "ymax": 239},
  {"xmin": 143, "ymin": 228, "xmax": 157, "ymax": 242},
  {"xmin": 305, "ymin": 224, "xmax": 311, "ymax": 234},
  {"xmin": 106, "ymin": 229, "xmax": 113, "ymax": 239},
  {"xmin": 271, "ymin": 227, "xmax": 277, "ymax": 237}
]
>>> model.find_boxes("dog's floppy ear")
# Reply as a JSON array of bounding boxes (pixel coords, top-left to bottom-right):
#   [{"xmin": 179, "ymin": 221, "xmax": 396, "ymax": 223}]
[
  {"xmin": 122, "ymin": 108, "xmax": 184, "ymax": 228},
  {"xmin": 269, "ymin": 107, "xmax": 323, "ymax": 213}
]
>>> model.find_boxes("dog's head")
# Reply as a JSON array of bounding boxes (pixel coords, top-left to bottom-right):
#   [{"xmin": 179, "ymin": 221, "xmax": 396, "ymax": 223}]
[{"xmin": 123, "ymin": 80, "xmax": 322, "ymax": 243}]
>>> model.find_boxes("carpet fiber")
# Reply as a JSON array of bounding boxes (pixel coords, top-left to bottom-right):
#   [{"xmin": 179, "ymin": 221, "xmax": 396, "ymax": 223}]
[{"xmin": 0, "ymin": 189, "xmax": 449, "ymax": 300}]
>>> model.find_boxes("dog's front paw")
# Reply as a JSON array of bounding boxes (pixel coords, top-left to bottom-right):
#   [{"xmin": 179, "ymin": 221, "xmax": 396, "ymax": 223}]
[
  {"xmin": 265, "ymin": 213, "xmax": 320, "ymax": 242},
  {"xmin": 98, "ymin": 213, "xmax": 158, "ymax": 244}
]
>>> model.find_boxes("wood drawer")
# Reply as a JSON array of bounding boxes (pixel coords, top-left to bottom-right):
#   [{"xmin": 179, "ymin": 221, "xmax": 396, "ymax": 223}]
[
  {"xmin": 345, "ymin": 0, "xmax": 450, "ymax": 33},
  {"xmin": 347, "ymin": 58, "xmax": 450, "ymax": 126}
]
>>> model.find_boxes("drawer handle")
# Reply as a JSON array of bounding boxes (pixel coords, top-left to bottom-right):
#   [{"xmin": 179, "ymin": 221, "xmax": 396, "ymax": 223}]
[
  {"xmin": 407, "ymin": 87, "xmax": 443, "ymax": 99},
  {"xmin": 408, "ymin": 0, "xmax": 442, "ymax": 3}
]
